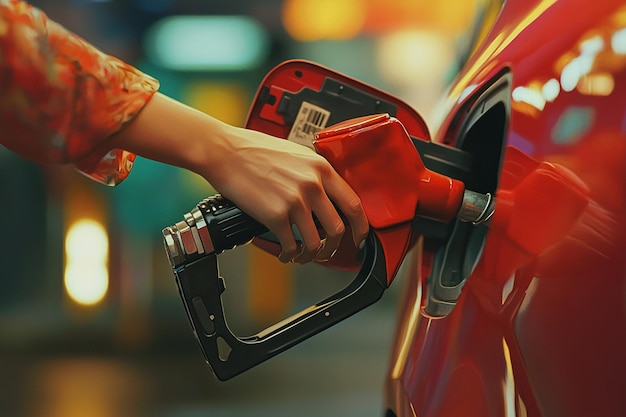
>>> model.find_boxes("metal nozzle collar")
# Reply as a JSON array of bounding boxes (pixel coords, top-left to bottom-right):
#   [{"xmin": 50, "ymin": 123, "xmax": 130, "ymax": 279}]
[
  {"xmin": 163, "ymin": 207, "xmax": 215, "ymax": 268},
  {"xmin": 457, "ymin": 190, "xmax": 495, "ymax": 225}
]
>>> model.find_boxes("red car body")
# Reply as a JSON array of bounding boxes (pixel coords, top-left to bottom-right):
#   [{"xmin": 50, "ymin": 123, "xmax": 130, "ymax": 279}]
[{"xmin": 384, "ymin": 0, "xmax": 626, "ymax": 416}]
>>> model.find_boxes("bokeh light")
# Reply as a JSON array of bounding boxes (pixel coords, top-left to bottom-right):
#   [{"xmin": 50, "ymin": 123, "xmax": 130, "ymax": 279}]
[
  {"xmin": 282, "ymin": 0, "xmax": 366, "ymax": 41},
  {"xmin": 144, "ymin": 15, "xmax": 270, "ymax": 71},
  {"xmin": 64, "ymin": 219, "xmax": 109, "ymax": 306}
]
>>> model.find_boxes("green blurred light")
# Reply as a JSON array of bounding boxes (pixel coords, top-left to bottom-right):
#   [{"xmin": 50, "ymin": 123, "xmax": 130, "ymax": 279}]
[
  {"xmin": 145, "ymin": 15, "xmax": 270, "ymax": 71},
  {"xmin": 551, "ymin": 106, "xmax": 594, "ymax": 145}
]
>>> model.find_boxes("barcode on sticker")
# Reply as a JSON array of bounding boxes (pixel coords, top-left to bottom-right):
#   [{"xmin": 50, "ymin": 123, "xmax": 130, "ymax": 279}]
[{"xmin": 287, "ymin": 102, "xmax": 331, "ymax": 149}]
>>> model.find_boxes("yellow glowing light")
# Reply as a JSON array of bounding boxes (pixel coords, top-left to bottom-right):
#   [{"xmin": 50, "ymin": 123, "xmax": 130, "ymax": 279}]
[
  {"xmin": 502, "ymin": 338, "xmax": 516, "ymax": 417},
  {"xmin": 184, "ymin": 81, "xmax": 248, "ymax": 126},
  {"xmin": 376, "ymin": 29, "xmax": 453, "ymax": 86},
  {"xmin": 64, "ymin": 219, "xmax": 109, "ymax": 306},
  {"xmin": 451, "ymin": 0, "xmax": 557, "ymax": 102},
  {"xmin": 282, "ymin": 0, "xmax": 365, "ymax": 41},
  {"xmin": 577, "ymin": 72, "xmax": 615, "ymax": 96}
]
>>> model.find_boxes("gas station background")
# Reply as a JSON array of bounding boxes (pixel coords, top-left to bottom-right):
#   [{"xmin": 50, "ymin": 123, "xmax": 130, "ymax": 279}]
[{"xmin": 0, "ymin": 1, "xmax": 486, "ymax": 416}]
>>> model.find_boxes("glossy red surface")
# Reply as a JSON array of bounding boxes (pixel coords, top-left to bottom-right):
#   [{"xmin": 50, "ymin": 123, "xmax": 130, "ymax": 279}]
[
  {"xmin": 314, "ymin": 114, "xmax": 464, "ymax": 229},
  {"xmin": 385, "ymin": 0, "xmax": 626, "ymax": 416},
  {"xmin": 246, "ymin": 60, "xmax": 431, "ymax": 143}
]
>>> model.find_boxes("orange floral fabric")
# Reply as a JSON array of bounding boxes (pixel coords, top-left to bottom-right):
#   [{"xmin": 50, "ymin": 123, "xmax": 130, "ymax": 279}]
[{"xmin": 0, "ymin": 0, "xmax": 159, "ymax": 185}]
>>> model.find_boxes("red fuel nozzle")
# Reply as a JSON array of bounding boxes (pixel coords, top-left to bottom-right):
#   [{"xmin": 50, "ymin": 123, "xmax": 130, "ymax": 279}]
[
  {"xmin": 314, "ymin": 114, "xmax": 469, "ymax": 283},
  {"xmin": 314, "ymin": 114, "xmax": 466, "ymax": 228}
]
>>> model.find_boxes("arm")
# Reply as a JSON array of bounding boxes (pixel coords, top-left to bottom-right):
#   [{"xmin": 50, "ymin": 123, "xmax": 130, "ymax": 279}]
[
  {"xmin": 108, "ymin": 93, "xmax": 369, "ymax": 263},
  {"xmin": 0, "ymin": 0, "xmax": 368, "ymax": 262}
]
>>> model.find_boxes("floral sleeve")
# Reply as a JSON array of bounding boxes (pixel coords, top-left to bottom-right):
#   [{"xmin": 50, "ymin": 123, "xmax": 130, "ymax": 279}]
[{"xmin": 0, "ymin": 0, "xmax": 159, "ymax": 185}]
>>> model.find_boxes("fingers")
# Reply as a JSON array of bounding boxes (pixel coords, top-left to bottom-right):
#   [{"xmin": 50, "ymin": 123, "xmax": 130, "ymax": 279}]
[
  {"xmin": 287, "ymin": 169, "xmax": 368, "ymax": 264},
  {"xmin": 271, "ymin": 199, "xmax": 324, "ymax": 264},
  {"xmin": 271, "ymin": 218, "xmax": 300, "ymax": 264},
  {"xmin": 322, "ymin": 170, "xmax": 369, "ymax": 250},
  {"xmin": 275, "ymin": 190, "xmax": 348, "ymax": 264},
  {"xmin": 294, "ymin": 173, "xmax": 368, "ymax": 263},
  {"xmin": 290, "ymin": 210, "xmax": 324, "ymax": 264},
  {"xmin": 308, "ymin": 198, "xmax": 345, "ymax": 262}
]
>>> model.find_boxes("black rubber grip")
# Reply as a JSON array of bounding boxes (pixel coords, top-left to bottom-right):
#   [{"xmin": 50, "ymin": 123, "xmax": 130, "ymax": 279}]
[{"xmin": 197, "ymin": 195, "xmax": 269, "ymax": 254}]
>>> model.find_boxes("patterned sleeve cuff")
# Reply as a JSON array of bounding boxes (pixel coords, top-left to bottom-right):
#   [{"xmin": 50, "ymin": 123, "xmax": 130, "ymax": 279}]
[
  {"xmin": 0, "ymin": 1, "xmax": 159, "ymax": 185},
  {"xmin": 75, "ymin": 148, "xmax": 137, "ymax": 186}
]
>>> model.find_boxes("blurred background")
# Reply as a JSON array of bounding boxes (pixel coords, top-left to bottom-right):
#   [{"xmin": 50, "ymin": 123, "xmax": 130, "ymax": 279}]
[{"xmin": 0, "ymin": 0, "xmax": 487, "ymax": 416}]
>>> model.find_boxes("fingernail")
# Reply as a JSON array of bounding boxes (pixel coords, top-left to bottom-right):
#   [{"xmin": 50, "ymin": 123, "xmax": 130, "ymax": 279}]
[{"xmin": 358, "ymin": 239, "xmax": 366, "ymax": 250}]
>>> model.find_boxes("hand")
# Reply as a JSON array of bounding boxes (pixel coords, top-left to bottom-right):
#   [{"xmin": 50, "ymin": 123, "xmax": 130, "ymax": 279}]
[
  {"xmin": 110, "ymin": 93, "xmax": 369, "ymax": 263},
  {"xmin": 200, "ymin": 124, "xmax": 369, "ymax": 263}
]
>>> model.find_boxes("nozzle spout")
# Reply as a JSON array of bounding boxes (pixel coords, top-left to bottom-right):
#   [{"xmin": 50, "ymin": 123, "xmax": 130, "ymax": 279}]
[{"xmin": 457, "ymin": 190, "xmax": 495, "ymax": 225}]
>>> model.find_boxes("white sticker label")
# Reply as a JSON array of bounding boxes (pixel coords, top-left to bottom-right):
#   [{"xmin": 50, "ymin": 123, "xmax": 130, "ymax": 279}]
[{"xmin": 287, "ymin": 102, "xmax": 331, "ymax": 149}]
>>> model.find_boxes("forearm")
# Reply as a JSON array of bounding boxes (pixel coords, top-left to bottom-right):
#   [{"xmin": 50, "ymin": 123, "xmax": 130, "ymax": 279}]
[
  {"xmin": 108, "ymin": 92, "xmax": 230, "ymax": 179},
  {"xmin": 108, "ymin": 92, "xmax": 369, "ymax": 262}
]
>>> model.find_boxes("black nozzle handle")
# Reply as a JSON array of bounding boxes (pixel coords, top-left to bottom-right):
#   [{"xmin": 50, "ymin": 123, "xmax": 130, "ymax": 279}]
[
  {"xmin": 198, "ymin": 195, "xmax": 269, "ymax": 254},
  {"xmin": 163, "ymin": 194, "xmax": 390, "ymax": 381},
  {"xmin": 163, "ymin": 195, "xmax": 269, "ymax": 268},
  {"xmin": 171, "ymin": 231, "xmax": 388, "ymax": 381}
]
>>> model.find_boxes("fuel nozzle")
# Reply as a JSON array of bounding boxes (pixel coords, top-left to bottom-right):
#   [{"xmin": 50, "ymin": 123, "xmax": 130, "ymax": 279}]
[
  {"xmin": 163, "ymin": 189, "xmax": 494, "ymax": 273},
  {"xmin": 164, "ymin": 114, "xmax": 495, "ymax": 277},
  {"xmin": 161, "ymin": 113, "xmax": 498, "ymax": 380},
  {"xmin": 313, "ymin": 113, "xmax": 495, "ymax": 230}
]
